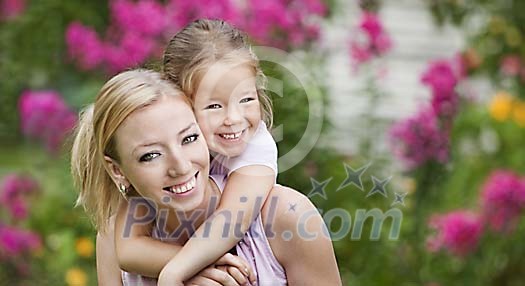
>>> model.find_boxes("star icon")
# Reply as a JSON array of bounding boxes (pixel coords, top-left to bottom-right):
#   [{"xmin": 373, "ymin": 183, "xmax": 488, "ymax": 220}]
[
  {"xmin": 366, "ymin": 176, "xmax": 392, "ymax": 198},
  {"xmin": 336, "ymin": 162, "xmax": 371, "ymax": 192},
  {"xmin": 391, "ymin": 192, "xmax": 407, "ymax": 207},
  {"xmin": 307, "ymin": 177, "xmax": 332, "ymax": 200},
  {"xmin": 287, "ymin": 203, "xmax": 297, "ymax": 212}
]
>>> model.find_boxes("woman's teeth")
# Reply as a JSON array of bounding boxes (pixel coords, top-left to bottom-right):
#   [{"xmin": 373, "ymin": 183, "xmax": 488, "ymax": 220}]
[
  {"xmin": 219, "ymin": 131, "xmax": 242, "ymax": 140},
  {"xmin": 164, "ymin": 176, "xmax": 196, "ymax": 194}
]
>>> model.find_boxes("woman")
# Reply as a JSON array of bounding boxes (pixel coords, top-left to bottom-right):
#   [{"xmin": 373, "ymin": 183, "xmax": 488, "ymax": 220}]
[{"xmin": 71, "ymin": 69, "xmax": 341, "ymax": 285}]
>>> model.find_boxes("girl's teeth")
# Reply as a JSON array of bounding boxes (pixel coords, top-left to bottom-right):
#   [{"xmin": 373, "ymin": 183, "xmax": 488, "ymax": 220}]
[{"xmin": 220, "ymin": 132, "xmax": 241, "ymax": 139}]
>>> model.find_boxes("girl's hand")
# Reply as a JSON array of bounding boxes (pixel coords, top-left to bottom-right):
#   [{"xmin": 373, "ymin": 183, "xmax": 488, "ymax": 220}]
[
  {"xmin": 184, "ymin": 266, "xmax": 241, "ymax": 286},
  {"xmin": 213, "ymin": 253, "xmax": 256, "ymax": 285}
]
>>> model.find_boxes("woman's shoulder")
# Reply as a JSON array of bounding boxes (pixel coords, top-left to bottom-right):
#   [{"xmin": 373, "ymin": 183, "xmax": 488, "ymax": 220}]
[{"xmin": 261, "ymin": 184, "xmax": 321, "ymax": 238}]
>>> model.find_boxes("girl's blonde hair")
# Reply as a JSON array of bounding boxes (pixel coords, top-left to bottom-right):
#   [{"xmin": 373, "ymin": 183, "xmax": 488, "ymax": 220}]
[
  {"xmin": 163, "ymin": 19, "xmax": 273, "ymax": 128},
  {"xmin": 70, "ymin": 69, "xmax": 187, "ymax": 231}
]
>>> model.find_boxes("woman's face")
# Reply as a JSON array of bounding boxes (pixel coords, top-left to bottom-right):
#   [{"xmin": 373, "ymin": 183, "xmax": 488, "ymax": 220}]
[{"xmin": 109, "ymin": 95, "xmax": 210, "ymax": 213}]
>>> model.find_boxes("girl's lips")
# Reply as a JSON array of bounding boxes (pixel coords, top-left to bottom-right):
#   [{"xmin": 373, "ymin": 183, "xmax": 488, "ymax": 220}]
[{"xmin": 215, "ymin": 129, "xmax": 246, "ymax": 143}]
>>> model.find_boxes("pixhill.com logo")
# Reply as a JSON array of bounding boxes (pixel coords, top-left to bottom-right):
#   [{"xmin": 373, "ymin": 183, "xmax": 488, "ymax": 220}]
[{"xmin": 304, "ymin": 162, "xmax": 407, "ymax": 241}]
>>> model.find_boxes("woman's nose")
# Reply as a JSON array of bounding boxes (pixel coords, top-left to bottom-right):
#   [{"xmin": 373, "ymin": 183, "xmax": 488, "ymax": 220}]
[{"xmin": 167, "ymin": 153, "xmax": 191, "ymax": 177}]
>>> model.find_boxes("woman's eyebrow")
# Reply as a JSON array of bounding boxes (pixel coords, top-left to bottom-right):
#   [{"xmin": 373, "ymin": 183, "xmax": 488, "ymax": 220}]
[{"xmin": 178, "ymin": 122, "xmax": 196, "ymax": 135}]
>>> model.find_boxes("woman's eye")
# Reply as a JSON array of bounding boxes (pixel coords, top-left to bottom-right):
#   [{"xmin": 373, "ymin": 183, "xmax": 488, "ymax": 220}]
[
  {"xmin": 240, "ymin": 97, "xmax": 256, "ymax": 103},
  {"xmin": 205, "ymin": 103, "xmax": 221, "ymax": 110},
  {"xmin": 182, "ymin": 134, "xmax": 199, "ymax": 145},
  {"xmin": 139, "ymin": 153, "xmax": 160, "ymax": 162}
]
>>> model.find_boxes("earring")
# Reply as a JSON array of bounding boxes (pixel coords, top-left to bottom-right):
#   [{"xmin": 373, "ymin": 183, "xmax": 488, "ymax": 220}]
[{"xmin": 118, "ymin": 183, "xmax": 128, "ymax": 196}]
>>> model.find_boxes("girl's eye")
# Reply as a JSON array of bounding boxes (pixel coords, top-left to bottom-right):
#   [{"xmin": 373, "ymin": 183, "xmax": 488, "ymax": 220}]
[
  {"xmin": 205, "ymin": 103, "xmax": 221, "ymax": 110},
  {"xmin": 182, "ymin": 134, "xmax": 199, "ymax": 145},
  {"xmin": 240, "ymin": 97, "xmax": 256, "ymax": 103},
  {"xmin": 139, "ymin": 153, "xmax": 160, "ymax": 162}
]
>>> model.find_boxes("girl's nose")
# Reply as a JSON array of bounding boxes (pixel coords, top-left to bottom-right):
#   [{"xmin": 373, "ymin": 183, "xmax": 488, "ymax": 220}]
[{"xmin": 223, "ymin": 105, "xmax": 242, "ymax": 126}]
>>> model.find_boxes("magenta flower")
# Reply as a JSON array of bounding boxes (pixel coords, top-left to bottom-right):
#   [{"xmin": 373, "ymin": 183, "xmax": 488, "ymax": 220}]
[
  {"xmin": 238, "ymin": 0, "xmax": 326, "ymax": 49},
  {"xmin": 0, "ymin": 173, "xmax": 39, "ymax": 221},
  {"xmin": 167, "ymin": 0, "xmax": 239, "ymax": 31},
  {"xmin": 421, "ymin": 59, "xmax": 462, "ymax": 119},
  {"xmin": 1, "ymin": 0, "xmax": 25, "ymax": 19},
  {"xmin": 104, "ymin": 31, "xmax": 156, "ymax": 73},
  {"xmin": 480, "ymin": 170, "xmax": 525, "ymax": 233},
  {"xmin": 349, "ymin": 12, "xmax": 392, "ymax": 66},
  {"xmin": 18, "ymin": 90, "xmax": 77, "ymax": 153},
  {"xmin": 0, "ymin": 225, "xmax": 41, "ymax": 258},
  {"xmin": 65, "ymin": 22, "xmax": 105, "ymax": 71},
  {"xmin": 111, "ymin": 0, "xmax": 168, "ymax": 37},
  {"xmin": 426, "ymin": 210, "xmax": 483, "ymax": 257},
  {"xmin": 389, "ymin": 107, "xmax": 450, "ymax": 169}
]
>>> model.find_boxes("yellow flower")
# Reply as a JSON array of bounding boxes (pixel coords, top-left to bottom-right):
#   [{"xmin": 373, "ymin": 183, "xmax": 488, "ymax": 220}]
[
  {"xmin": 75, "ymin": 237, "xmax": 94, "ymax": 258},
  {"xmin": 513, "ymin": 100, "xmax": 525, "ymax": 127},
  {"xmin": 489, "ymin": 91, "xmax": 513, "ymax": 121},
  {"xmin": 65, "ymin": 267, "xmax": 87, "ymax": 286}
]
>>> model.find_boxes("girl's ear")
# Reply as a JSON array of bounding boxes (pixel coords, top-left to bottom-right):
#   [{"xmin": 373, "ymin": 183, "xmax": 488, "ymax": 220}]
[{"xmin": 103, "ymin": 155, "xmax": 130, "ymax": 188}]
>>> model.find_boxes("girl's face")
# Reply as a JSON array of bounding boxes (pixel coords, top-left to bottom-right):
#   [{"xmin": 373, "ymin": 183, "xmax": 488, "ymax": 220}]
[
  {"xmin": 192, "ymin": 63, "xmax": 262, "ymax": 157},
  {"xmin": 107, "ymin": 95, "xmax": 210, "ymax": 213}
]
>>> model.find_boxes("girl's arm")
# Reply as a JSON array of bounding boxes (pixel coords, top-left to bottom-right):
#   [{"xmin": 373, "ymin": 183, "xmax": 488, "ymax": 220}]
[
  {"xmin": 114, "ymin": 198, "xmax": 182, "ymax": 277},
  {"xmin": 158, "ymin": 165, "xmax": 274, "ymax": 285}
]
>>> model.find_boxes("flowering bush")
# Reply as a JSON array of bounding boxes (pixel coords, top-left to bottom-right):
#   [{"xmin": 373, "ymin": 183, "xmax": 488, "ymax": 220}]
[
  {"xmin": 18, "ymin": 90, "xmax": 77, "ymax": 153},
  {"xmin": 0, "ymin": 0, "xmax": 25, "ymax": 20},
  {"xmin": 389, "ymin": 58, "xmax": 463, "ymax": 169},
  {"xmin": 0, "ymin": 173, "xmax": 39, "ymax": 221},
  {"xmin": 65, "ymin": 0, "xmax": 328, "ymax": 73},
  {"xmin": 349, "ymin": 11, "xmax": 392, "ymax": 68},
  {"xmin": 480, "ymin": 170, "xmax": 525, "ymax": 232},
  {"xmin": 0, "ymin": 173, "xmax": 42, "ymax": 277},
  {"xmin": 426, "ymin": 210, "xmax": 483, "ymax": 257}
]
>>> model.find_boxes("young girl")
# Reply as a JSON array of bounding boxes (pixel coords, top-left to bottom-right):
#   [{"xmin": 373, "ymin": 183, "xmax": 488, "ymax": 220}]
[{"xmin": 114, "ymin": 19, "xmax": 279, "ymax": 285}]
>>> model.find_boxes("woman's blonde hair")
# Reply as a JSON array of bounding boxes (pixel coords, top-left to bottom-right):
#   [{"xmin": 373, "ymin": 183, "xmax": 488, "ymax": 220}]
[
  {"xmin": 163, "ymin": 19, "xmax": 273, "ymax": 128},
  {"xmin": 70, "ymin": 69, "xmax": 187, "ymax": 231}
]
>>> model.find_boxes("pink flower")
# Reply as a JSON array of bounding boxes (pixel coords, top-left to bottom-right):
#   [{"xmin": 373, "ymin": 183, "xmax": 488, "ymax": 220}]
[
  {"xmin": 349, "ymin": 12, "xmax": 392, "ymax": 67},
  {"xmin": 65, "ymin": 22, "xmax": 105, "ymax": 71},
  {"xmin": 111, "ymin": 0, "xmax": 167, "ymax": 36},
  {"xmin": 500, "ymin": 55, "xmax": 521, "ymax": 77},
  {"xmin": 1, "ymin": 0, "xmax": 25, "ymax": 19},
  {"xmin": 426, "ymin": 210, "xmax": 483, "ymax": 257},
  {"xmin": 104, "ymin": 31, "xmax": 156, "ymax": 73},
  {"xmin": 421, "ymin": 59, "xmax": 461, "ymax": 119},
  {"xmin": 389, "ymin": 107, "xmax": 450, "ymax": 169},
  {"xmin": 18, "ymin": 90, "xmax": 77, "ymax": 153},
  {"xmin": 167, "ymin": 0, "xmax": 239, "ymax": 30},
  {"xmin": 480, "ymin": 170, "xmax": 525, "ymax": 233},
  {"xmin": 0, "ymin": 225, "xmax": 41, "ymax": 257},
  {"xmin": 0, "ymin": 173, "xmax": 39, "ymax": 221},
  {"xmin": 238, "ymin": 0, "xmax": 325, "ymax": 49}
]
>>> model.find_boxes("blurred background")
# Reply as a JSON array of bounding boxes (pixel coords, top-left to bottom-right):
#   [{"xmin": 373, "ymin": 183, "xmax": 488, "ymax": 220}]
[{"xmin": 1, "ymin": 0, "xmax": 525, "ymax": 285}]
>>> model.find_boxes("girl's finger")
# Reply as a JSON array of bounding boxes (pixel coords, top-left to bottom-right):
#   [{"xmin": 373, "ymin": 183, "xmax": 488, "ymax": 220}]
[
  {"xmin": 226, "ymin": 266, "xmax": 248, "ymax": 285},
  {"xmin": 215, "ymin": 253, "xmax": 252, "ymax": 277},
  {"xmin": 200, "ymin": 267, "xmax": 240, "ymax": 286},
  {"xmin": 185, "ymin": 276, "xmax": 221, "ymax": 286}
]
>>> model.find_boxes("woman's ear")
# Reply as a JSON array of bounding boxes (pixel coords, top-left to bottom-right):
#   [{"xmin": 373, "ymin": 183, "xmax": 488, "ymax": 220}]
[{"xmin": 103, "ymin": 155, "xmax": 130, "ymax": 188}]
